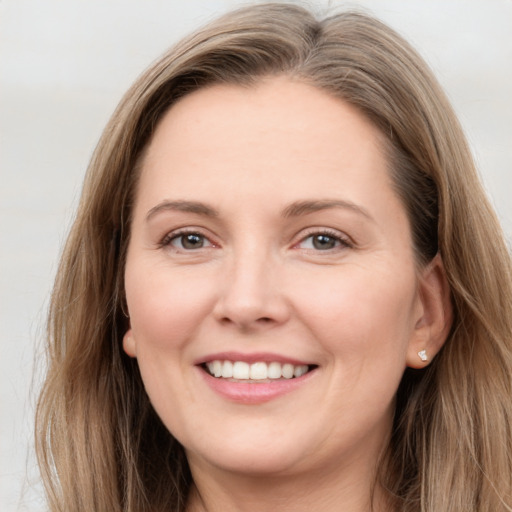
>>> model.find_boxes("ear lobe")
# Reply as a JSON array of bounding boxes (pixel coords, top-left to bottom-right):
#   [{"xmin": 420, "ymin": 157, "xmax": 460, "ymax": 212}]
[
  {"xmin": 407, "ymin": 254, "xmax": 453, "ymax": 369},
  {"xmin": 123, "ymin": 328, "xmax": 137, "ymax": 358}
]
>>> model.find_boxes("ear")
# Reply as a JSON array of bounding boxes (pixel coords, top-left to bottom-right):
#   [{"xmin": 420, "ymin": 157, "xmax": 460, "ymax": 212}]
[
  {"xmin": 123, "ymin": 328, "xmax": 137, "ymax": 358},
  {"xmin": 406, "ymin": 254, "xmax": 453, "ymax": 369}
]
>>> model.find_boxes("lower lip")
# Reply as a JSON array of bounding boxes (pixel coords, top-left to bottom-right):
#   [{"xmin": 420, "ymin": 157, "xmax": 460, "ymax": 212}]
[{"xmin": 198, "ymin": 367, "xmax": 316, "ymax": 404}]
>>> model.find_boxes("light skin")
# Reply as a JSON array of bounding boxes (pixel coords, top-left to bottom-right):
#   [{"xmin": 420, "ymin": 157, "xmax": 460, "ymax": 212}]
[{"xmin": 123, "ymin": 77, "xmax": 451, "ymax": 512}]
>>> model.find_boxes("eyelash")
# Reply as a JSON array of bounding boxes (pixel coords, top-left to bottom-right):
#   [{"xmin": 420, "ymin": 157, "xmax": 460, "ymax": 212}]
[{"xmin": 159, "ymin": 228, "xmax": 353, "ymax": 253}]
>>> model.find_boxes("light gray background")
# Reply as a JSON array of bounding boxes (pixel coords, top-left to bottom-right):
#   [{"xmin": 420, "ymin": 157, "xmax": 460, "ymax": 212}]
[{"xmin": 1, "ymin": 1, "xmax": 511, "ymax": 510}]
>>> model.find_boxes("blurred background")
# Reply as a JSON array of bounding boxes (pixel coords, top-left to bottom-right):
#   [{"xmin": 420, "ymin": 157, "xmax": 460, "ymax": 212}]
[{"xmin": 1, "ymin": 1, "xmax": 511, "ymax": 510}]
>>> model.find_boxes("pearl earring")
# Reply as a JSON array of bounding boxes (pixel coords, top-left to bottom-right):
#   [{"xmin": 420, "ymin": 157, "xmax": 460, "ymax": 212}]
[{"xmin": 418, "ymin": 350, "xmax": 428, "ymax": 362}]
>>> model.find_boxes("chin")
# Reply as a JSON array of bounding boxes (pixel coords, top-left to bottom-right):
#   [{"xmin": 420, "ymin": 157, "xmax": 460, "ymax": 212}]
[
  {"xmin": 183, "ymin": 427, "xmax": 313, "ymax": 477},
  {"xmin": 190, "ymin": 445, "xmax": 302, "ymax": 476}
]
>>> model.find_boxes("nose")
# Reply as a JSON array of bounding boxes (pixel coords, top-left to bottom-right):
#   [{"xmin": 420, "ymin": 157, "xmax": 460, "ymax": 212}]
[{"xmin": 212, "ymin": 247, "xmax": 291, "ymax": 331}]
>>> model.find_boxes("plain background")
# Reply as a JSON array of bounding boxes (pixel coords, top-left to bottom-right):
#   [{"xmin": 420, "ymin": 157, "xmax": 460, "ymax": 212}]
[{"xmin": 1, "ymin": 1, "xmax": 511, "ymax": 510}]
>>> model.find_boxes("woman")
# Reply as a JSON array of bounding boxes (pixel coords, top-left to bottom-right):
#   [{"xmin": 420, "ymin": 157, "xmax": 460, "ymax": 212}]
[{"xmin": 36, "ymin": 3, "xmax": 512, "ymax": 511}]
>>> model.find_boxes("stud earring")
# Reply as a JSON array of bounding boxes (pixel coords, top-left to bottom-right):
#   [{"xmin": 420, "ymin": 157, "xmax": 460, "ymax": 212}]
[{"xmin": 418, "ymin": 350, "xmax": 428, "ymax": 362}]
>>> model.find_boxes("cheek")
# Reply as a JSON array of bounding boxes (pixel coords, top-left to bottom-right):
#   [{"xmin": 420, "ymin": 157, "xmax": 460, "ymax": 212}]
[
  {"xmin": 125, "ymin": 260, "xmax": 218, "ymax": 353},
  {"xmin": 290, "ymin": 262, "xmax": 418, "ymax": 361}
]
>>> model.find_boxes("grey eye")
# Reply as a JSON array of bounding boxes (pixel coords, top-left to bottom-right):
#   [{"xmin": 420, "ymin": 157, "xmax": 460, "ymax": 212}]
[
  {"xmin": 296, "ymin": 231, "xmax": 350, "ymax": 252},
  {"xmin": 172, "ymin": 233, "xmax": 209, "ymax": 250},
  {"xmin": 311, "ymin": 234, "xmax": 337, "ymax": 250}
]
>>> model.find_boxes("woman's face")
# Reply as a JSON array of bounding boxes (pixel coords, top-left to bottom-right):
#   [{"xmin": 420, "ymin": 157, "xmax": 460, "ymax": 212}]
[{"xmin": 124, "ymin": 77, "xmax": 435, "ymax": 478}]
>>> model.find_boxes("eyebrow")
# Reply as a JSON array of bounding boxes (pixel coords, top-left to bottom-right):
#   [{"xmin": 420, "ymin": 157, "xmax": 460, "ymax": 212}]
[
  {"xmin": 145, "ymin": 198, "xmax": 373, "ymax": 222},
  {"xmin": 145, "ymin": 200, "xmax": 219, "ymax": 221},
  {"xmin": 282, "ymin": 199, "xmax": 374, "ymax": 221}
]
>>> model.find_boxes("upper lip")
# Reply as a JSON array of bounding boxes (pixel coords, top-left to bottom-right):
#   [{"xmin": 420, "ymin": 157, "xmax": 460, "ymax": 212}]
[{"xmin": 195, "ymin": 351, "xmax": 314, "ymax": 366}]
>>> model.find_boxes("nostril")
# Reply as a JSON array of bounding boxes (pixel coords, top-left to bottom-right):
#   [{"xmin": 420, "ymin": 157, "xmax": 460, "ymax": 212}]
[{"xmin": 218, "ymin": 315, "xmax": 274, "ymax": 329}]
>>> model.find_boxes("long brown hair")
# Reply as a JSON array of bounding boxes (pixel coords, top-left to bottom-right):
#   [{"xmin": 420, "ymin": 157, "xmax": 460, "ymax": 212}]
[{"xmin": 36, "ymin": 3, "xmax": 512, "ymax": 511}]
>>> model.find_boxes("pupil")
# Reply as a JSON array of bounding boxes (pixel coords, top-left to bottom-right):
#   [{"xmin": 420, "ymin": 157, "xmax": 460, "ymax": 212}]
[
  {"xmin": 183, "ymin": 234, "xmax": 203, "ymax": 249},
  {"xmin": 313, "ymin": 234, "xmax": 335, "ymax": 250}
]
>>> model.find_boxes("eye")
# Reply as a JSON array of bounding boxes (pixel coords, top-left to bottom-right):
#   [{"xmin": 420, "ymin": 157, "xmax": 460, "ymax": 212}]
[
  {"xmin": 297, "ymin": 231, "xmax": 351, "ymax": 251},
  {"xmin": 165, "ymin": 232, "xmax": 214, "ymax": 250}
]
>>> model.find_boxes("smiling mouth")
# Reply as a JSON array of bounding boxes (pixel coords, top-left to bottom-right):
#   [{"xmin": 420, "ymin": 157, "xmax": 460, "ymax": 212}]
[{"xmin": 203, "ymin": 360, "xmax": 316, "ymax": 381}]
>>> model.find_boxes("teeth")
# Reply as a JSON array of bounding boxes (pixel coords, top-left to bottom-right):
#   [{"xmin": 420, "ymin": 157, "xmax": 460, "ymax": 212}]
[
  {"xmin": 281, "ymin": 363, "xmax": 294, "ymax": 379},
  {"xmin": 294, "ymin": 365, "xmax": 308, "ymax": 377},
  {"xmin": 205, "ymin": 360, "xmax": 310, "ymax": 380},
  {"xmin": 233, "ymin": 361, "xmax": 250, "ymax": 379},
  {"xmin": 267, "ymin": 362, "xmax": 282, "ymax": 379},
  {"xmin": 213, "ymin": 360, "xmax": 222, "ymax": 378},
  {"xmin": 222, "ymin": 360, "xmax": 233, "ymax": 378},
  {"xmin": 250, "ymin": 362, "xmax": 268, "ymax": 380}
]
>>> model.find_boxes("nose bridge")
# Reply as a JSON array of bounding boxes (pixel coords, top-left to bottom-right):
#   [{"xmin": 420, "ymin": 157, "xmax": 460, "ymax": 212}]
[{"xmin": 214, "ymin": 239, "xmax": 288, "ymax": 328}]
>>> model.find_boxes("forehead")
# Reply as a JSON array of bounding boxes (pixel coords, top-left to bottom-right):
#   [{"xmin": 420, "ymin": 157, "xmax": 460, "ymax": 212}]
[{"xmin": 138, "ymin": 77, "xmax": 393, "ymax": 202}]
